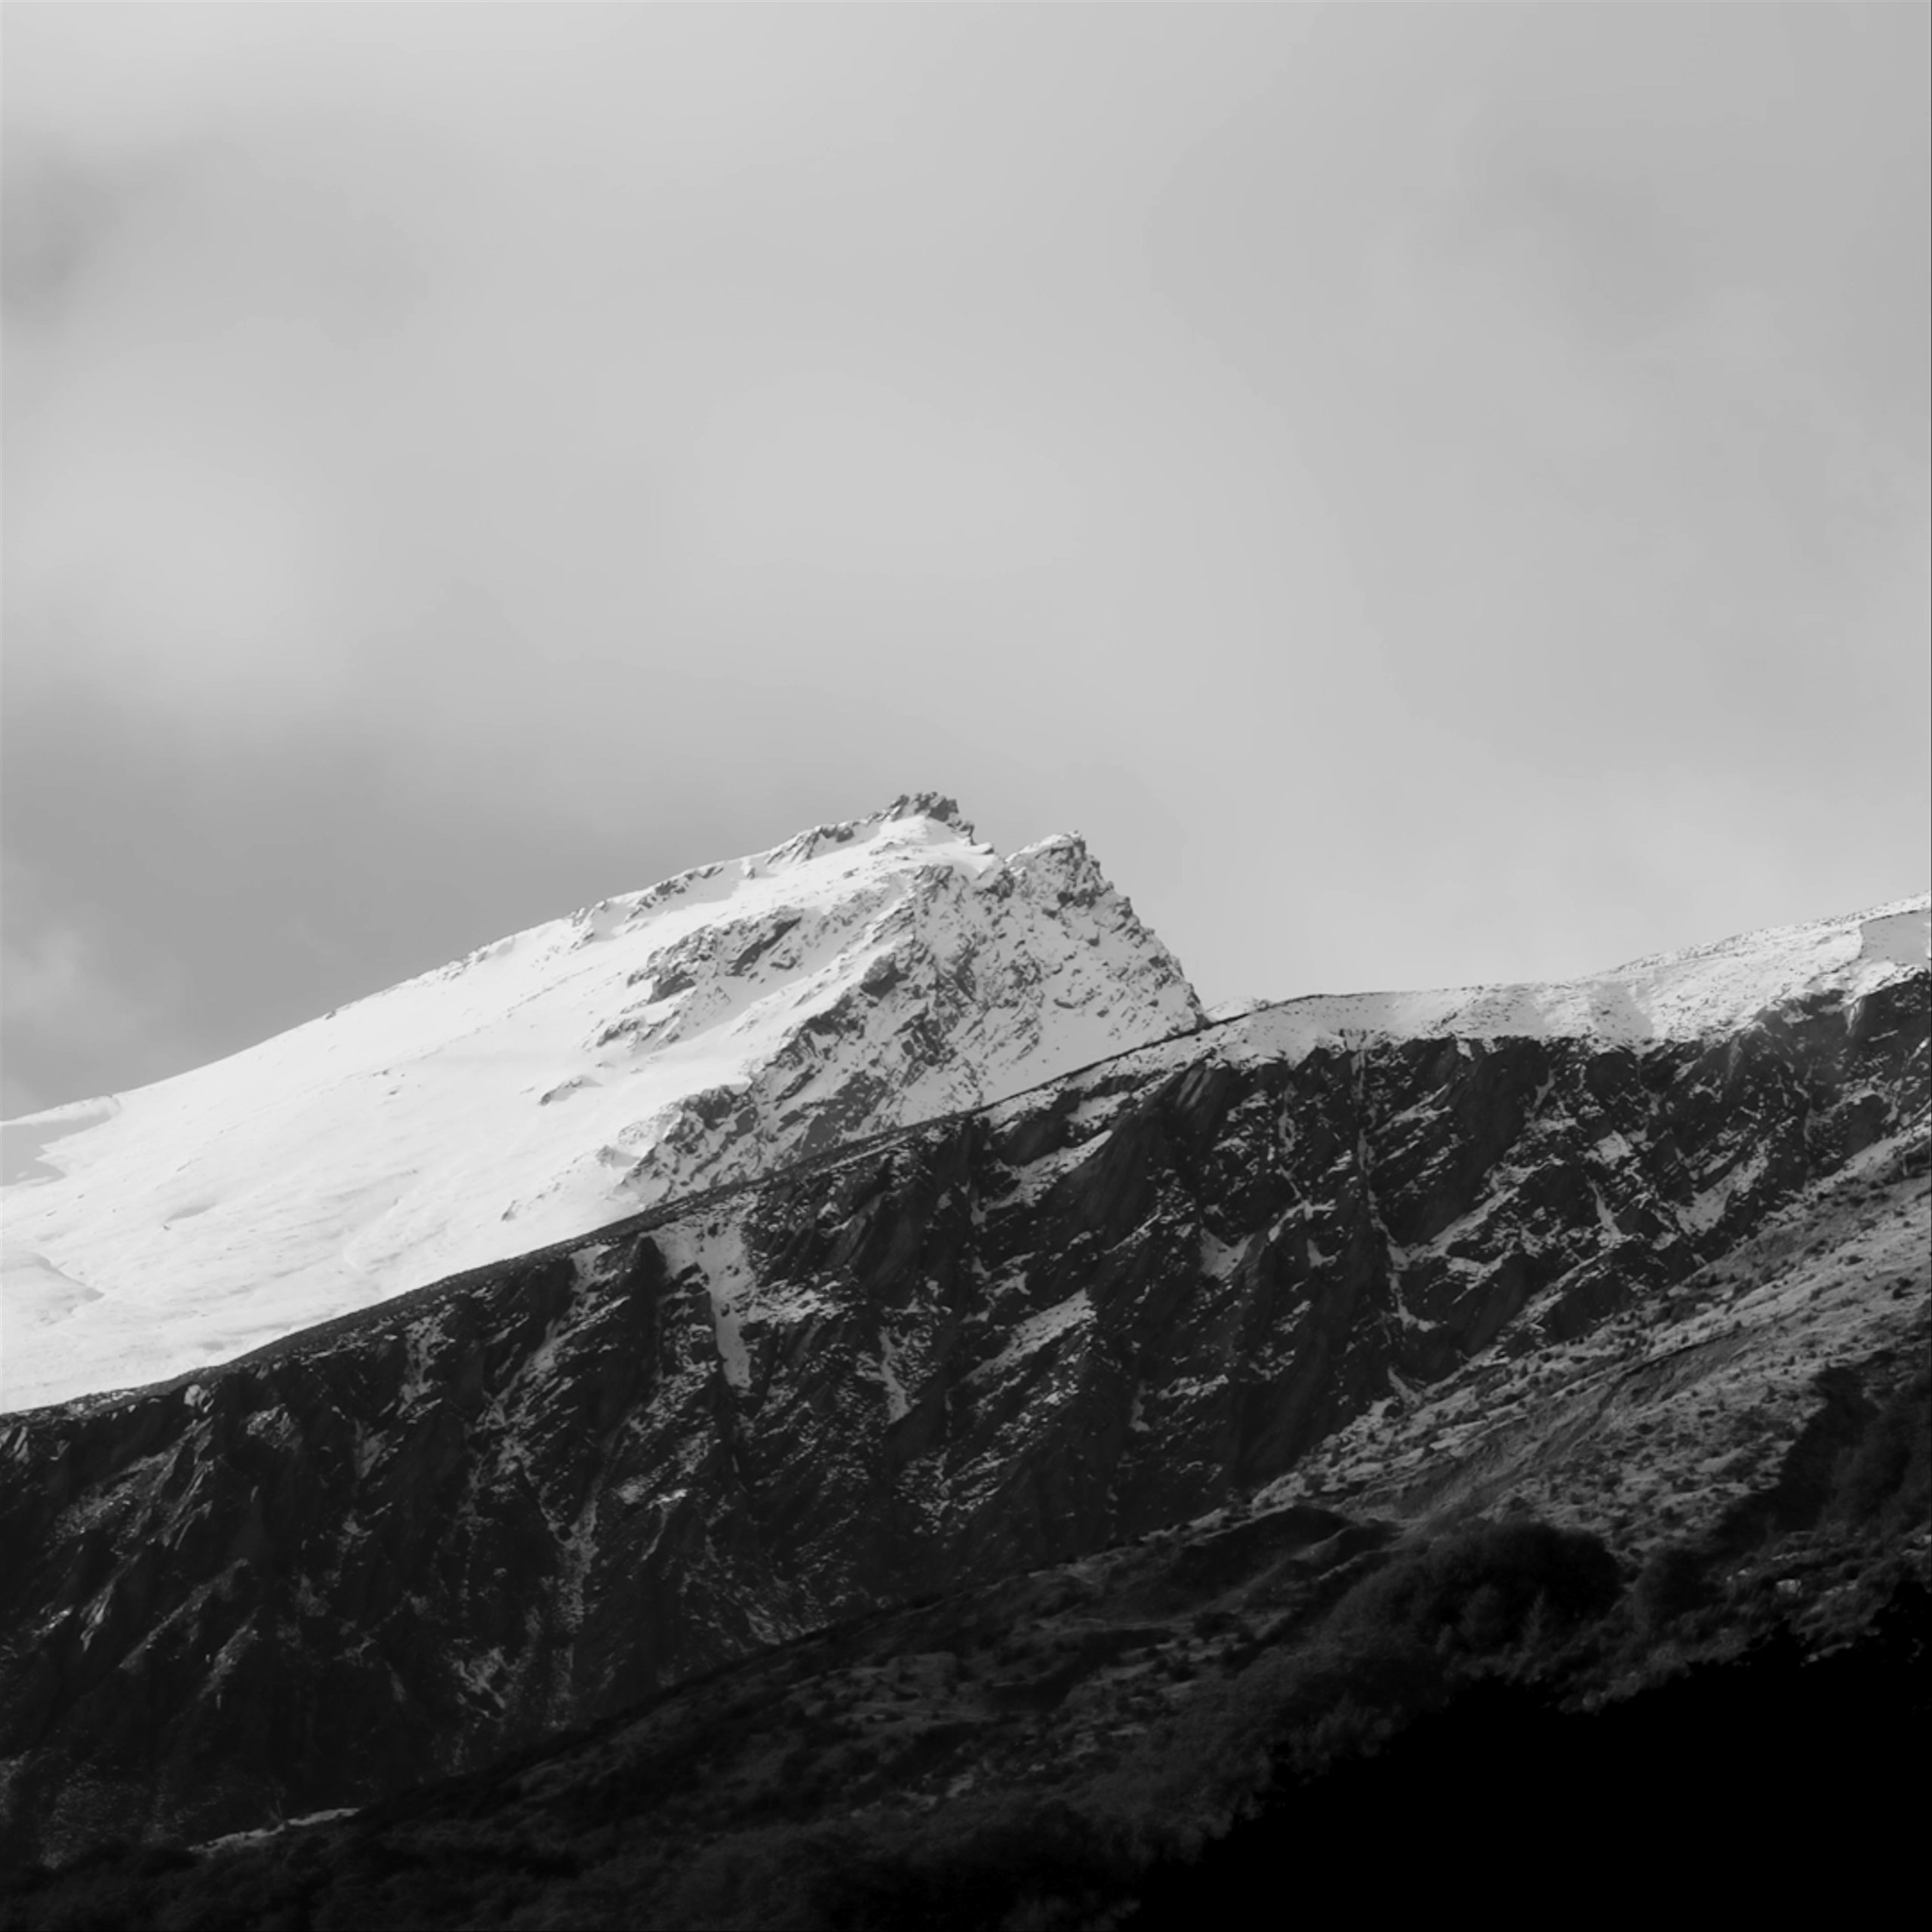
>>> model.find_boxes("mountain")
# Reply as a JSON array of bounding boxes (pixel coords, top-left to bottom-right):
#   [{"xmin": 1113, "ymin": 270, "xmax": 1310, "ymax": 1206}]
[
  {"xmin": 1, "ymin": 866, "xmax": 1922, "ymax": 1872},
  {"xmin": 0, "ymin": 796, "xmax": 1201, "ymax": 1414}
]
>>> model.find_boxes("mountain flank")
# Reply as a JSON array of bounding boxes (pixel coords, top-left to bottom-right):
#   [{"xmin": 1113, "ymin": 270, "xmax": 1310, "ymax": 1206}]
[
  {"xmin": 2, "ymin": 796, "xmax": 1199, "ymax": 1414},
  {"xmin": 5, "ymin": 1422, "xmax": 1924, "ymax": 1927},
  {"xmin": 2, "ymin": 881, "xmax": 1924, "ymax": 1872}
]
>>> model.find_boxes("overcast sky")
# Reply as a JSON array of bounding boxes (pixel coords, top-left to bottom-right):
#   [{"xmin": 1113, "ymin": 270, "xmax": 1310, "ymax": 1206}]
[{"xmin": 4, "ymin": 3, "xmax": 1927, "ymax": 1118}]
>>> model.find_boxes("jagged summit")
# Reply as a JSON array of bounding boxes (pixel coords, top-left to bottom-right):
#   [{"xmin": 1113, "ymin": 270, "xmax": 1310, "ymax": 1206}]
[
  {"xmin": 660, "ymin": 794, "xmax": 976, "ymax": 884},
  {"xmin": 1, "ymin": 800, "xmax": 1202, "ymax": 1412},
  {"xmin": 883, "ymin": 791, "xmax": 972, "ymax": 832}
]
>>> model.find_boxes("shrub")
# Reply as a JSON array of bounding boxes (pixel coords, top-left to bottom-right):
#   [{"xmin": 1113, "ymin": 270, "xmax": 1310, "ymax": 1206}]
[
  {"xmin": 649, "ymin": 1801, "xmax": 1137, "ymax": 1932},
  {"xmin": 1634, "ymin": 1541, "xmax": 1718, "ymax": 1631},
  {"xmin": 1830, "ymin": 1371, "xmax": 1931, "ymax": 1534},
  {"xmin": 1328, "ymin": 1520, "xmax": 1621, "ymax": 1660}
]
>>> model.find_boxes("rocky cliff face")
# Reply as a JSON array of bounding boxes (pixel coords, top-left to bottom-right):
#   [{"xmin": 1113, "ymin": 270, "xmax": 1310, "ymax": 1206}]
[
  {"xmin": 3, "ymin": 935, "xmax": 1922, "ymax": 1858},
  {"xmin": 1, "ymin": 796, "xmax": 1201, "ymax": 1413}
]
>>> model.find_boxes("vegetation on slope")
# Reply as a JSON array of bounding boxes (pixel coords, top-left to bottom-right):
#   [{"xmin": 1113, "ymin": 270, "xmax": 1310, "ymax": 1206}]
[
  {"xmin": 8, "ymin": 1134, "xmax": 1924, "ymax": 1929},
  {"xmin": 7, "ymin": 1393, "xmax": 1926, "ymax": 1932}
]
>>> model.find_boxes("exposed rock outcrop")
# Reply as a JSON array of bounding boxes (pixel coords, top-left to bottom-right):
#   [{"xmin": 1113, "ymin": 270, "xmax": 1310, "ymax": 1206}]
[{"xmin": 2, "ymin": 955, "xmax": 1922, "ymax": 1857}]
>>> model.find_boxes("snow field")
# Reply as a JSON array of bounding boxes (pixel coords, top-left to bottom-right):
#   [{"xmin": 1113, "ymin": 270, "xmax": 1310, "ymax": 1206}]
[{"xmin": 3, "ymin": 801, "xmax": 1200, "ymax": 1411}]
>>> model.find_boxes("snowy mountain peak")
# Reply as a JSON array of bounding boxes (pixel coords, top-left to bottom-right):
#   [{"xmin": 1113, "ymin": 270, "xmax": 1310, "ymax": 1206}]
[
  {"xmin": 883, "ymin": 790, "xmax": 973, "ymax": 832},
  {"xmin": 2, "ymin": 802, "xmax": 1202, "ymax": 1411}
]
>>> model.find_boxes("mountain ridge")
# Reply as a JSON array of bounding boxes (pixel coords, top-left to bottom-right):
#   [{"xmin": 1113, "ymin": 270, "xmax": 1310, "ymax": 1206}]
[
  {"xmin": 2, "ymin": 795, "xmax": 1202, "ymax": 1413},
  {"xmin": 17, "ymin": 884, "xmax": 1921, "ymax": 1426},
  {"xmin": 2, "ymin": 874, "xmax": 1922, "ymax": 1861}
]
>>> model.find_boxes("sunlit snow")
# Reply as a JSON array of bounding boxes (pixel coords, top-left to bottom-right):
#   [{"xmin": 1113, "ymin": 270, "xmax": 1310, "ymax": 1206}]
[
  {"xmin": 1220, "ymin": 894, "xmax": 1929, "ymax": 1066},
  {"xmin": 1, "ymin": 798, "xmax": 1201, "ymax": 1412}
]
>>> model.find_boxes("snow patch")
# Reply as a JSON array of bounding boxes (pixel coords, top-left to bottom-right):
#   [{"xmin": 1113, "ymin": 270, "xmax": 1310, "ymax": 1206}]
[
  {"xmin": 870, "ymin": 1329, "xmax": 912, "ymax": 1423},
  {"xmin": 569, "ymin": 1243, "xmax": 620, "ymax": 1289},
  {"xmin": 1680, "ymin": 1146, "xmax": 1769, "ymax": 1233},
  {"xmin": 656, "ymin": 1220, "xmax": 757, "ymax": 1392},
  {"xmin": 1198, "ymin": 1230, "xmax": 1242, "ymax": 1279},
  {"xmin": 1590, "ymin": 1183, "xmax": 1623, "ymax": 1241},
  {"xmin": 195, "ymin": 1809, "xmax": 359, "ymax": 1855},
  {"xmin": 970, "ymin": 1289, "xmax": 1094, "ymax": 1383}
]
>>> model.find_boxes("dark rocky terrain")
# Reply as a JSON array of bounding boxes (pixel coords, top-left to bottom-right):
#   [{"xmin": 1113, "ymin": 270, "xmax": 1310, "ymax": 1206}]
[
  {"xmin": 2, "ymin": 1464, "xmax": 1924, "ymax": 1927},
  {"xmin": 2, "ymin": 958, "xmax": 1924, "ymax": 1881}
]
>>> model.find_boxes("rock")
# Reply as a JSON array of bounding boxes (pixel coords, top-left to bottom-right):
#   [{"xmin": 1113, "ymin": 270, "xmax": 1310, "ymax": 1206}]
[{"xmin": 2, "ymin": 962, "xmax": 1922, "ymax": 1858}]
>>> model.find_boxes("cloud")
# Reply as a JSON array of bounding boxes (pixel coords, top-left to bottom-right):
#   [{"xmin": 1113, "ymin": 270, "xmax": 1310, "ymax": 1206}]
[
  {"xmin": 0, "ymin": 1066, "xmax": 46, "ymax": 1122},
  {"xmin": 692, "ymin": 371, "xmax": 1088, "ymax": 582},
  {"xmin": 1, "ymin": 5, "xmax": 1924, "ymax": 1109},
  {"xmin": 0, "ymin": 912, "xmax": 178, "ymax": 1117}
]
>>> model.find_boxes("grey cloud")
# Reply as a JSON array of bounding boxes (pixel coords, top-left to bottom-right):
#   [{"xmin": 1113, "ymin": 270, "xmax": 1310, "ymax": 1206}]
[
  {"xmin": 2, "ymin": 5, "xmax": 1924, "ymax": 1115},
  {"xmin": 1, "ymin": 143, "xmax": 123, "ymax": 326}
]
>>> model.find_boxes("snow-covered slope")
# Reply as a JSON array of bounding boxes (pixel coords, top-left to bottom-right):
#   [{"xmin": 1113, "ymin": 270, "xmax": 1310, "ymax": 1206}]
[
  {"xmin": 0, "ymin": 796, "xmax": 1203, "ymax": 1412},
  {"xmin": 1220, "ymin": 893, "xmax": 1929, "ymax": 1067}
]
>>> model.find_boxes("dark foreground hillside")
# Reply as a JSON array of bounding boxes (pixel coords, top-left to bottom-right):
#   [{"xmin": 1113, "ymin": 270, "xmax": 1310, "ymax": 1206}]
[
  {"xmin": 6, "ymin": 1462, "xmax": 1924, "ymax": 1931},
  {"xmin": 1133, "ymin": 1583, "xmax": 1928, "ymax": 1927}
]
